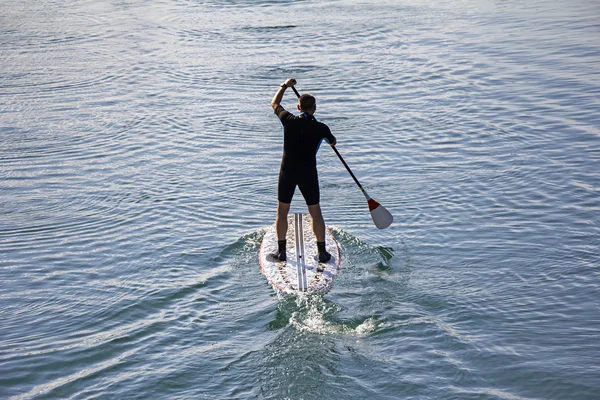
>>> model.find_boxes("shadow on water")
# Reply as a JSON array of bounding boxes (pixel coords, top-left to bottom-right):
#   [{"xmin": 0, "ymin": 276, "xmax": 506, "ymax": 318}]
[{"xmin": 331, "ymin": 226, "xmax": 413, "ymax": 284}]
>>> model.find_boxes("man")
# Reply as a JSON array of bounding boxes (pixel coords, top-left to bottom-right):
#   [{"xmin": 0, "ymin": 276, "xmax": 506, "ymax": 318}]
[{"xmin": 270, "ymin": 78, "xmax": 337, "ymax": 262}]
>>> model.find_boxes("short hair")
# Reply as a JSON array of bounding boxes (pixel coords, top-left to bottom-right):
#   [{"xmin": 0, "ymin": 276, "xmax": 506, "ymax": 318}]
[{"xmin": 298, "ymin": 94, "xmax": 316, "ymax": 111}]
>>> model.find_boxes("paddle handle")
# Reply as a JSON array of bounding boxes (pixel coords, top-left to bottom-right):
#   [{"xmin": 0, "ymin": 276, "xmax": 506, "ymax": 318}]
[
  {"xmin": 291, "ymin": 85, "xmax": 370, "ymax": 200},
  {"xmin": 330, "ymin": 145, "xmax": 370, "ymax": 200}
]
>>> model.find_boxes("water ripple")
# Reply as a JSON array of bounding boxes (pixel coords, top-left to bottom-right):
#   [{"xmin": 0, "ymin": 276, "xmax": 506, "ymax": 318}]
[{"xmin": 1, "ymin": 0, "xmax": 599, "ymax": 399}]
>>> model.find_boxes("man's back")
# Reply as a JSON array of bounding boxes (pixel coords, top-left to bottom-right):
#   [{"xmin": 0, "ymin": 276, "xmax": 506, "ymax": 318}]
[{"xmin": 274, "ymin": 105, "xmax": 335, "ymax": 171}]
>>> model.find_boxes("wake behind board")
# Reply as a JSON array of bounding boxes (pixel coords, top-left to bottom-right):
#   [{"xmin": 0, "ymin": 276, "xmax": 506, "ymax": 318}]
[{"xmin": 259, "ymin": 213, "xmax": 341, "ymax": 294}]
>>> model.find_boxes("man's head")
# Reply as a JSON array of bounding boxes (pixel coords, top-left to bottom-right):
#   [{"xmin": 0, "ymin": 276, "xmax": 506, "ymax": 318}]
[{"xmin": 297, "ymin": 94, "xmax": 316, "ymax": 114}]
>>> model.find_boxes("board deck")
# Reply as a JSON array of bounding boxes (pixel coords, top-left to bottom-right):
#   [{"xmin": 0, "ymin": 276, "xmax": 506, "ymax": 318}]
[{"xmin": 259, "ymin": 213, "xmax": 341, "ymax": 294}]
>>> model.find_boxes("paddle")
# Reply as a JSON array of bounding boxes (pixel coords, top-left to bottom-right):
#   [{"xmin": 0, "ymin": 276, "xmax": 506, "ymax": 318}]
[{"xmin": 291, "ymin": 86, "xmax": 393, "ymax": 229}]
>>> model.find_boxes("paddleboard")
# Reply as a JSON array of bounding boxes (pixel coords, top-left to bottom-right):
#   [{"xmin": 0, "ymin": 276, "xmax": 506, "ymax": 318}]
[{"xmin": 259, "ymin": 213, "xmax": 341, "ymax": 294}]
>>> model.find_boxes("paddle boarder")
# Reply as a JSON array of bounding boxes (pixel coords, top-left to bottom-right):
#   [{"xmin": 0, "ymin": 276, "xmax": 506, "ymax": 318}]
[{"xmin": 270, "ymin": 78, "xmax": 336, "ymax": 262}]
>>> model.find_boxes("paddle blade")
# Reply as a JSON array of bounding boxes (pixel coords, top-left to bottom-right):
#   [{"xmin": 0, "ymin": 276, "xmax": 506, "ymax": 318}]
[{"xmin": 367, "ymin": 198, "xmax": 393, "ymax": 229}]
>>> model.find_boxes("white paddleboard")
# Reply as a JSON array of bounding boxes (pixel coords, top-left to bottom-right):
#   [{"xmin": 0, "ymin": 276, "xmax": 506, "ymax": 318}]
[{"xmin": 259, "ymin": 213, "xmax": 341, "ymax": 294}]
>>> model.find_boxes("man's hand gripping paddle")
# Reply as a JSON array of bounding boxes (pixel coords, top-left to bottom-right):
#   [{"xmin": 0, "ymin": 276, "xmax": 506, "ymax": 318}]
[{"xmin": 292, "ymin": 86, "xmax": 393, "ymax": 229}]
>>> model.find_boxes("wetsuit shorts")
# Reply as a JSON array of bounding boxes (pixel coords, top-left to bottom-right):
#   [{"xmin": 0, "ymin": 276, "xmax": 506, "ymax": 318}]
[{"xmin": 278, "ymin": 167, "xmax": 320, "ymax": 206}]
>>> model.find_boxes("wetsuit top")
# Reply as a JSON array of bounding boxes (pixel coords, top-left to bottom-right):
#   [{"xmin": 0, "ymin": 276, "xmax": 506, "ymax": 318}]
[{"xmin": 274, "ymin": 105, "xmax": 336, "ymax": 173}]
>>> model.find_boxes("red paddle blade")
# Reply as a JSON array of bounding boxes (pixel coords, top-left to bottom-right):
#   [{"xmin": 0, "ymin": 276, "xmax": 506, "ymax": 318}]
[
  {"xmin": 367, "ymin": 198, "xmax": 380, "ymax": 211},
  {"xmin": 368, "ymin": 198, "xmax": 393, "ymax": 229}
]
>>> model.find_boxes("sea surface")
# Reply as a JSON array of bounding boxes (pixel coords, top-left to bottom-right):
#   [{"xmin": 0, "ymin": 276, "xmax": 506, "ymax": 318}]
[{"xmin": 1, "ymin": 0, "xmax": 599, "ymax": 399}]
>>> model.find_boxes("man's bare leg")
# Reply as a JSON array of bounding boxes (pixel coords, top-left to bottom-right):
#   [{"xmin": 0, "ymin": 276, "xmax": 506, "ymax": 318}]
[
  {"xmin": 307, "ymin": 203, "xmax": 326, "ymax": 242},
  {"xmin": 308, "ymin": 203, "xmax": 331, "ymax": 261},
  {"xmin": 270, "ymin": 201, "xmax": 291, "ymax": 261},
  {"xmin": 276, "ymin": 201, "xmax": 291, "ymax": 241}
]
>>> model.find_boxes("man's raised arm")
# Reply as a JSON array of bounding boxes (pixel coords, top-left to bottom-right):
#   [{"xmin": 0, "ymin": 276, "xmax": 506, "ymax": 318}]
[{"xmin": 271, "ymin": 78, "xmax": 297, "ymax": 110}]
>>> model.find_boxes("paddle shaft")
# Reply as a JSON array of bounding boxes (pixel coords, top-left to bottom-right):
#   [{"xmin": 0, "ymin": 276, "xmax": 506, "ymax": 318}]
[{"xmin": 291, "ymin": 86, "xmax": 370, "ymax": 198}]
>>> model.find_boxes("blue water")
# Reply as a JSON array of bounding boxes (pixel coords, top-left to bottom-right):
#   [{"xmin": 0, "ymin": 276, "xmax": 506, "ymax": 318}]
[{"xmin": 1, "ymin": 0, "xmax": 599, "ymax": 398}]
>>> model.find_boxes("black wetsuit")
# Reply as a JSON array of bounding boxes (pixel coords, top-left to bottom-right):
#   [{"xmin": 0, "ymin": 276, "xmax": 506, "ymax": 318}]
[{"xmin": 274, "ymin": 105, "xmax": 336, "ymax": 205}]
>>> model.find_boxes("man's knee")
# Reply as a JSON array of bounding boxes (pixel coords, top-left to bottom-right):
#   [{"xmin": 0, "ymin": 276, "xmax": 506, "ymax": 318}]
[
  {"xmin": 307, "ymin": 203, "xmax": 323, "ymax": 218},
  {"xmin": 277, "ymin": 201, "xmax": 291, "ymax": 215}
]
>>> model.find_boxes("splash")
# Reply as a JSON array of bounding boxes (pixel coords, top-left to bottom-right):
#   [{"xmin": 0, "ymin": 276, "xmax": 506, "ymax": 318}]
[{"xmin": 284, "ymin": 294, "xmax": 380, "ymax": 337}]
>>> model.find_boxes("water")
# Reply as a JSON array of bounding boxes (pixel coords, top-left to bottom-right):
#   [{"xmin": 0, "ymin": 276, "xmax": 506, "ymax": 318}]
[{"xmin": 1, "ymin": 0, "xmax": 599, "ymax": 398}]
